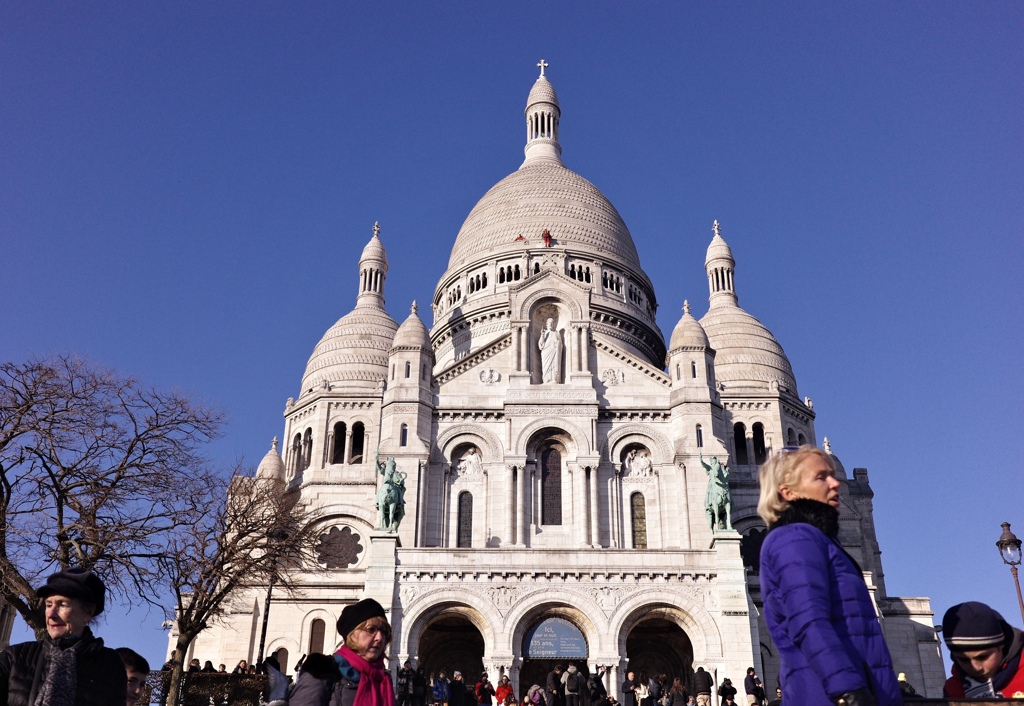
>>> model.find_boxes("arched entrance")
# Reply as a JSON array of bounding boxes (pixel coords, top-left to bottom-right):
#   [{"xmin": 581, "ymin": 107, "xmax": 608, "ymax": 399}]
[
  {"xmin": 625, "ymin": 618, "xmax": 694, "ymax": 691},
  {"xmin": 520, "ymin": 616, "xmax": 589, "ymax": 697},
  {"xmin": 418, "ymin": 614, "xmax": 485, "ymax": 685}
]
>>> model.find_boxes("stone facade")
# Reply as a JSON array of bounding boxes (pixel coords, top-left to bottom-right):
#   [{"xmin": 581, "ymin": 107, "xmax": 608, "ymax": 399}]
[{"xmin": 176, "ymin": 65, "xmax": 945, "ymax": 698}]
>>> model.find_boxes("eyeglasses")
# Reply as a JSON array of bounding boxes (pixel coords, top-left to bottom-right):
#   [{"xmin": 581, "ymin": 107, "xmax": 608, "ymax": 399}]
[{"xmin": 357, "ymin": 624, "xmax": 391, "ymax": 637}]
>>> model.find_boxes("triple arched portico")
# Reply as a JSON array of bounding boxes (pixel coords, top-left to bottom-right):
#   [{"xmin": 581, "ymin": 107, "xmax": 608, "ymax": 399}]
[{"xmin": 394, "ymin": 578, "xmax": 727, "ymax": 698}]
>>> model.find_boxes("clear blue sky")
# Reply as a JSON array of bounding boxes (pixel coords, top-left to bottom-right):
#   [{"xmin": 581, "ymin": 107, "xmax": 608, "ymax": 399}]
[{"xmin": 2, "ymin": 2, "xmax": 1021, "ymax": 675}]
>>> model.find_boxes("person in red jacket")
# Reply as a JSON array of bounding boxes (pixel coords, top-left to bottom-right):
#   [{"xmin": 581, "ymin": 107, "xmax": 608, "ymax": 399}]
[
  {"xmin": 495, "ymin": 675, "xmax": 515, "ymax": 705},
  {"xmin": 942, "ymin": 601, "xmax": 1024, "ymax": 698}
]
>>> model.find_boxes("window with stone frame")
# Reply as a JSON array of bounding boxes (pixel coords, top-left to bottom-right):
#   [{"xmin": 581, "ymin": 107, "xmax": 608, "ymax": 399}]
[
  {"xmin": 631, "ymin": 492, "xmax": 648, "ymax": 549},
  {"xmin": 457, "ymin": 492, "xmax": 473, "ymax": 548},
  {"xmin": 541, "ymin": 446, "xmax": 562, "ymax": 525}
]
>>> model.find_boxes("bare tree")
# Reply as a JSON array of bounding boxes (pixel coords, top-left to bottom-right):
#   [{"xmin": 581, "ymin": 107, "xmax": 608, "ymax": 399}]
[
  {"xmin": 0, "ymin": 354, "xmax": 222, "ymax": 634},
  {"xmin": 158, "ymin": 473, "xmax": 321, "ymax": 706}
]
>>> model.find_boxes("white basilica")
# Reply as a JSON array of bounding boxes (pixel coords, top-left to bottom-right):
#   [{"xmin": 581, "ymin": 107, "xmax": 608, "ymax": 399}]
[{"xmin": 181, "ymin": 64, "xmax": 946, "ymax": 697}]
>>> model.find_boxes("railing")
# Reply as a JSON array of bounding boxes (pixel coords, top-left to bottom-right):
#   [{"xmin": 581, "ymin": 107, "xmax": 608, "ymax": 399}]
[{"xmin": 146, "ymin": 671, "xmax": 268, "ymax": 706}]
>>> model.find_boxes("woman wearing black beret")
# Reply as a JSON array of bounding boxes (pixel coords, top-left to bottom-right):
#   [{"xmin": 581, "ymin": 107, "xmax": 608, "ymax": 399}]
[
  {"xmin": 290, "ymin": 597, "xmax": 395, "ymax": 706},
  {"xmin": 0, "ymin": 568, "xmax": 125, "ymax": 706}
]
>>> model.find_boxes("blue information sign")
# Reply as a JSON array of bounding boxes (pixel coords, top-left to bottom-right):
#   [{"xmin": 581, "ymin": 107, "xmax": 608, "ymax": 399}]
[{"xmin": 524, "ymin": 617, "xmax": 588, "ymax": 658}]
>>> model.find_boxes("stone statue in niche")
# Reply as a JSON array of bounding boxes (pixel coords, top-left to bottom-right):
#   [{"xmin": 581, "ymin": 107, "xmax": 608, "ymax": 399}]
[
  {"xmin": 538, "ymin": 318, "xmax": 561, "ymax": 384},
  {"xmin": 623, "ymin": 448, "xmax": 654, "ymax": 477},
  {"xmin": 457, "ymin": 447, "xmax": 482, "ymax": 476}
]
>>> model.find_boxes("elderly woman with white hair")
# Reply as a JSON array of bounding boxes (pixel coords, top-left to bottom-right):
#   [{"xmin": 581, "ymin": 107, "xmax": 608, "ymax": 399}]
[
  {"xmin": 757, "ymin": 445, "xmax": 900, "ymax": 706},
  {"xmin": 0, "ymin": 568, "xmax": 125, "ymax": 706}
]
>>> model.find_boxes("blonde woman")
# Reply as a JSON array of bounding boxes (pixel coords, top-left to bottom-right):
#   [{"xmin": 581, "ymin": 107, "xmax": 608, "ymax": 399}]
[{"xmin": 757, "ymin": 446, "xmax": 899, "ymax": 706}]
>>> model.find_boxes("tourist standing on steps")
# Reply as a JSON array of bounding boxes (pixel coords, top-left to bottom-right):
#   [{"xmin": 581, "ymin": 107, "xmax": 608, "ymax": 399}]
[
  {"xmin": 718, "ymin": 678, "xmax": 736, "ymax": 705},
  {"xmin": 620, "ymin": 670, "xmax": 639, "ymax": 706},
  {"xmin": 398, "ymin": 659, "xmax": 416, "ymax": 706},
  {"xmin": 561, "ymin": 664, "xmax": 583, "ymax": 706},
  {"xmin": 692, "ymin": 667, "xmax": 713, "ymax": 706},
  {"xmin": 495, "ymin": 674, "xmax": 515, "ymax": 705},
  {"xmin": 545, "ymin": 665, "xmax": 563, "ymax": 706},
  {"xmin": 475, "ymin": 673, "xmax": 495, "ymax": 706},
  {"xmin": 758, "ymin": 445, "xmax": 901, "ymax": 706},
  {"xmin": 434, "ymin": 671, "xmax": 452, "ymax": 706},
  {"xmin": 665, "ymin": 677, "xmax": 688, "ymax": 706},
  {"xmin": 0, "ymin": 568, "xmax": 125, "ymax": 706},
  {"xmin": 450, "ymin": 672, "xmax": 467, "ymax": 706}
]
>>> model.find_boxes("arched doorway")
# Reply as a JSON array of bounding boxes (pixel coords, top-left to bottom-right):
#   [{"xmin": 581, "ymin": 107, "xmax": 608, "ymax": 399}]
[
  {"xmin": 419, "ymin": 614, "xmax": 485, "ymax": 687},
  {"xmin": 520, "ymin": 616, "xmax": 589, "ymax": 696},
  {"xmin": 625, "ymin": 618, "xmax": 694, "ymax": 692}
]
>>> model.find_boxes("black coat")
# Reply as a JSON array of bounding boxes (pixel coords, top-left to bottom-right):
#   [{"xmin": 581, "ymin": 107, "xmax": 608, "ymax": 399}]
[
  {"xmin": 692, "ymin": 670, "xmax": 713, "ymax": 695},
  {"xmin": 449, "ymin": 680, "xmax": 468, "ymax": 706},
  {"xmin": 0, "ymin": 628, "xmax": 124, "ymax": 706}
]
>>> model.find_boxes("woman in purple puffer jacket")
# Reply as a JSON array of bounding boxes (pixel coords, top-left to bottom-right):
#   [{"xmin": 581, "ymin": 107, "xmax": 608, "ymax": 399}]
[{"xmin": 757, "ymin": 446, "xmax": 900, "ymax": 706}]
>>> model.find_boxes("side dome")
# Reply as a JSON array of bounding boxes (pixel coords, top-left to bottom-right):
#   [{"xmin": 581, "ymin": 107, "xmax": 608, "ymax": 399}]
[
  {"xmin": 823, "ymin": 437, "xmax": 848, "ymax": 480},
  {"xmin": 445, "ymin": 161, "xmax": 643, "ymax": 272},
  {"xmin": 392, "ymin": 302, "xmax": 431, "ymax": 350},
  {"xmin": 699, "ymin": 305, "xmax": 796, "ymax": 392},
  {"xmin": 256, "ymin": 438, "xmax": 285, "ymax": 482},
  {"xmin": 668, "ymin": 301, "xmax": 711, "ymax": 352},
  {"xmin": 300, "ymin": 305, "xmax": 398, "ymax": 394}
]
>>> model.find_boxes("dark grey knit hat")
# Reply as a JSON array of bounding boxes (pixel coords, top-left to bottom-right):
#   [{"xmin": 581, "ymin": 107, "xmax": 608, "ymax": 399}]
[
  {"xmin": 37, "ymin": 568, "xmax": 106, "ymax": 615},
  {"xmin": 942, "ymin": 601, "xmax": 1011, "ymax": 650},
  {"xmin": 336, "ymin": 598, "xmax": 387, "ymax": 639}
]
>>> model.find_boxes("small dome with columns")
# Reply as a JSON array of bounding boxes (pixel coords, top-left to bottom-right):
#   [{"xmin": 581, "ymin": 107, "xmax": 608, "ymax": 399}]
[
  {"xmin": 668, "ymin": 300, "xmax": 711, "ymax": 352},
  {"xmin": 300, "ymin": 223, "xmax": 398, "ymax": 394},
  {"xmin": 699, "ymin": 221, "xmax": 796, "ymax": 392}
]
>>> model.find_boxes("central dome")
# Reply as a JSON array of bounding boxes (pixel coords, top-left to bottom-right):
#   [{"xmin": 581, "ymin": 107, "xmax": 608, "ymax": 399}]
[{"xmin": 446, "ymin": 160, "xmax": 642, "ymax": 271}]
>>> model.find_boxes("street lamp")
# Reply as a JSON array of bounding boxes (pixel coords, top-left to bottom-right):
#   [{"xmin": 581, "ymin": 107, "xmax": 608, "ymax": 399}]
[
  {"xmin": 996, "ymin": 522, "xmax": 1024, "ymax": 625},
  {"xmin": 256, "ymin": 527, "xmax": 291, "ymax": 668}
]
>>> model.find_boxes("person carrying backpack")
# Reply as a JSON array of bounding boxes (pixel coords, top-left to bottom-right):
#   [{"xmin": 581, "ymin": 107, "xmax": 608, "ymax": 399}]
[{"xmin": 561, "ymin": 664, "xmax": 583, "ymax": 706}]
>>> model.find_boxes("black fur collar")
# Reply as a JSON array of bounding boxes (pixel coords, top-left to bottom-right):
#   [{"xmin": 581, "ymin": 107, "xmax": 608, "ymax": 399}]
[{"xmin": 770, "ymin": 498, "xmax": 840, "ymax": 537}]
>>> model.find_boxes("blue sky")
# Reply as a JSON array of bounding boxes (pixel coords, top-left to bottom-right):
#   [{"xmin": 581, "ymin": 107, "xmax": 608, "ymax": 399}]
[{"xmin": 2, "ymin": 2, "xmax": 1022, "ymax": 676}]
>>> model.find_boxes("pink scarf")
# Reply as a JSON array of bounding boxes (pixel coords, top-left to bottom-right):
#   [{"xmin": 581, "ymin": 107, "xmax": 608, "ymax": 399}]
[{"xmin": 337, "ymin": 645, "xmax": 395, "ymax": 706}]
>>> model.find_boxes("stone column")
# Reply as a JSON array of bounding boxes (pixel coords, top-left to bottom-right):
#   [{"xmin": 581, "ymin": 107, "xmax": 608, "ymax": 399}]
[
  {"xmin": 589, "ymin": 466, "xmax": 600, "ymax": 547},
  {"xmin": 441, "ymin": 468, "xmax": 451, "ymax": 547},
  {"xmin": 512, "ymin": 324, "xmax": 521, "ymax": 371},
  {"xmin": 679, "ymin": 463, "xmax": 692, "ymax": 549},
  {"xmin": 515, "ymin": 466, "xmax": 526, "ymax": 547},
  {"xmin": 576, "ymin": 465, "xmax": 588, "ymax": 547},
  {"xmin": 504, "ymin": 465, "xmax": 514, "ymax": 546},
  {"xmin": 580, "ymin": 326, "xmax": 590, "ymax": 373},
  {"xmin": 324, "ymin": 429, "xmax": 334, "ymax": 467},
  {"xmin": 416, "ymin": 461, "xmax": 428, "ymax": 547},
  {"xmin": 532, "ymin": 465, "xmax": 541, "ymax": 526}
]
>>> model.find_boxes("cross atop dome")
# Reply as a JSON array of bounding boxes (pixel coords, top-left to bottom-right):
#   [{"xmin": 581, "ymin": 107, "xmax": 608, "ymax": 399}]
[
  {"xmin": 537, "ymin": 58, "xmax": 549, "ymax": 77},
  {"xmin": 713, "ymin": 220, "xmax": 721, "ymax": 238},
  {"xmin": 683, "ymin": 300, "xmax": 691, "ymax": 315},
  {"xmin": 373, "ymin": 221, "xmax": 381, "ymax": 238}
]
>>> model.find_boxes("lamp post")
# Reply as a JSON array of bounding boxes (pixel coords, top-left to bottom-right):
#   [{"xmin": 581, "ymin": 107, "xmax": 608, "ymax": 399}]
[
  {"xmin": 256, "ymin": 527, "xmax": 290, "ymax": 668},
  {"xmin": 996, "ymin": 522, "xmax": 1024, "ymax": 625}
]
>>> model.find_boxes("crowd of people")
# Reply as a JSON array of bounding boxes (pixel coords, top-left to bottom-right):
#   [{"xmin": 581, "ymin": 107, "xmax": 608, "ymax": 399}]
[{"xmin": 5, "ymin": 444, "xmax": 1024, "ymax": 706}]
